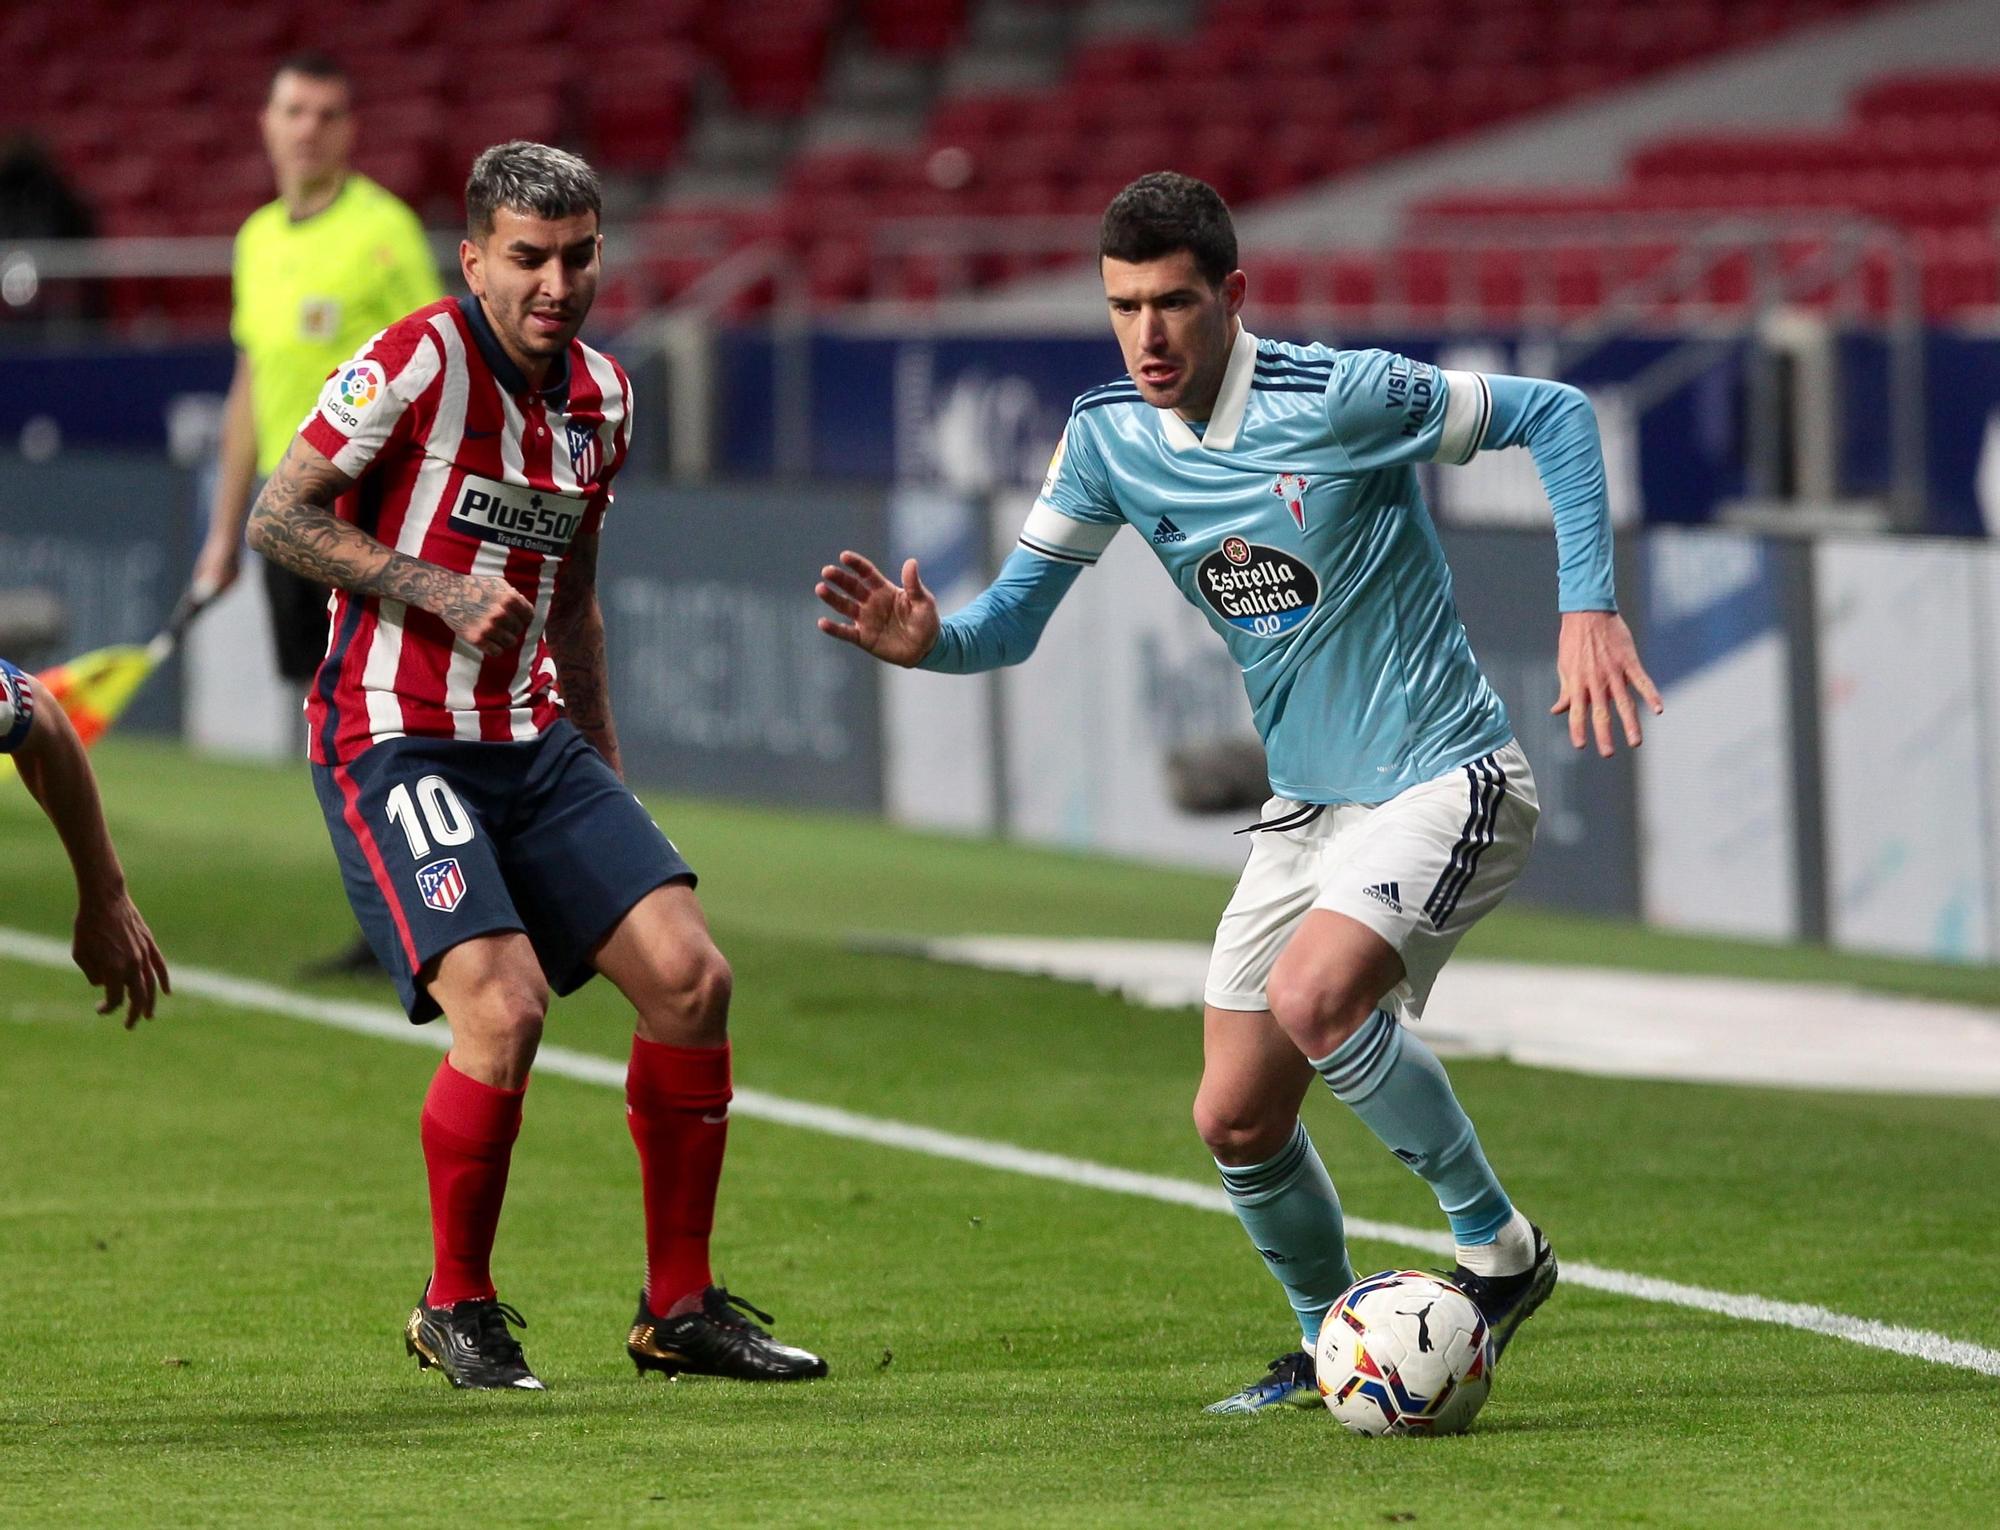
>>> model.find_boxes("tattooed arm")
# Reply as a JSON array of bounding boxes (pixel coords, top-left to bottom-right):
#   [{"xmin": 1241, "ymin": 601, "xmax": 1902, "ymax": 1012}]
[
  {"xmin": 246, "ymin": 436, "xmax": 534, "ymax": 655},
  {"xmin": 543, "ymin": 524, "xmax": 621, "ymax": 775}
]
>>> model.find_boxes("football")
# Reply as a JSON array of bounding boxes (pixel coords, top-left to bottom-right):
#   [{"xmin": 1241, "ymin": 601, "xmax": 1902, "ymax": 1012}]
[{"xmin": 1314, "ymin": 1271, "xmax": 1495, "ymax": 1437}]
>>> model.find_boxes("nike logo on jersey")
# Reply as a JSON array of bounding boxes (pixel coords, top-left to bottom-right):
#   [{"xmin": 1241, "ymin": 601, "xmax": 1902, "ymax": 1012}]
[
  {"xmin": 1152, "ymin": 514, "xmax": 1186, "ymax": 544},
  {"xmin": 1270, "ymin": 473, "xmax": 1311, "ymax": 530}
]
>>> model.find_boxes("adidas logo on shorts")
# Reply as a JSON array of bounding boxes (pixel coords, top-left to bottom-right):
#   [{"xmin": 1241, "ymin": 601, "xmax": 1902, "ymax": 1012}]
[
  {"xmin": 1362, "ymin": 881, "xmax": 1402, "ymax": 913},
  {"xmin": 1152, "ymin": 515, "xmax": 1187, "ymax": 544}
]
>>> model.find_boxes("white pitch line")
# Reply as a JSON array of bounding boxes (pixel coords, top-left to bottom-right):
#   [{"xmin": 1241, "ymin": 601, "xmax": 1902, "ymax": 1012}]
[{"xmin": 4, "ymin": 925, "xmax": 1997, "ymax": 1380}]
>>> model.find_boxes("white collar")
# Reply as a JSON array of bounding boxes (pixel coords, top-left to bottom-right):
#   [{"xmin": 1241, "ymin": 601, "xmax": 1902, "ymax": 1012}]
[{"xmin": 1158, "ymin": 322, "xmax": 1257, "ymax": 454}]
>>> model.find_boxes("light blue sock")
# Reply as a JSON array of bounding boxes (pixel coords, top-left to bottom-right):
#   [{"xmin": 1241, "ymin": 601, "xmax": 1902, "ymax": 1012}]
[
  {"xmin": 1312, "ymin": 1010, "xmax": 1515, "ymax": 1246},
  {"xmin": 1216, "ymin": 1120, "xmax": 1357, "ymax": 1345}
]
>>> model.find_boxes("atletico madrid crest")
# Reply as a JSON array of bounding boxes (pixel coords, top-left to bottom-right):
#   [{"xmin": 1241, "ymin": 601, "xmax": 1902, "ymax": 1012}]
[
  {"xmin": 567, "ymin": 421, "xmax": 602, "ymax": 484},
  {"xmin": 416, "ymin": 857, "xmax": 466, "ymax": 913}
]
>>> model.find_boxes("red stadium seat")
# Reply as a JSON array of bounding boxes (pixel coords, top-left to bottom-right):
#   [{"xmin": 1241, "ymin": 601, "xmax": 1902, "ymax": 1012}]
[
  {"xmin": 1323, "ymin": 255, "xmax": 1379, "ymax": 313},
  {"xmin": 352, "ymin": 144, "xmax": 438, "ymax": 209},
  {"xmin": 712, "ymin": 0, "xmax": 840, "ymax": 117},
  {"xmin": 863, "ymin": 0, "xmax": 969, "ymax": 57},
  {"xmin": 443, "ymin": 92, "xmax": 565, "ymax": 179},
  {"xmin": 929, "ymin": 93, "xmax": 1031, "ymax": 147},
  {"xmin": 1069, "ymin": 36, "xmax": 1171, "ymax": 89},
  {"xmin": 586, "ymin": 50, "xmax": 698, "ymax": 174},
  {"xmin": 805, "ymin": 239, "xmax": 873, "ymax": 305},
  {"xmin": 1245, "ymin": 256, "xmax": 1304, "ymax": 308}
]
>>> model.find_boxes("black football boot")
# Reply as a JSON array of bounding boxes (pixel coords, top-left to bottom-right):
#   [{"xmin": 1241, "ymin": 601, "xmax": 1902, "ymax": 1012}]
[
  {"xmin": 627, "ymin": 1285, "xmax": 828, "ymax": 1382},
  {"xmin": 405, "ymin": 1291, "xmax": 545, "ymax": 1390},
  {"xmin": 1449, "ymin": 1223, "xmax": 1559, "ymax": 1362}
]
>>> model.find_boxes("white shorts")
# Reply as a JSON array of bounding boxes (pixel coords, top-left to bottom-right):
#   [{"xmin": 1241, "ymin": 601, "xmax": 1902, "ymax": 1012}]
[{"xmin": 1204, "ymin": 739, "xmax": 1538, "ymax": 1021}]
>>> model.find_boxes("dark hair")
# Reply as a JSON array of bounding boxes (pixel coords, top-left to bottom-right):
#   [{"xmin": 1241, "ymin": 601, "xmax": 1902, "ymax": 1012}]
[
  {"xmin": 1099, "ymin": 172, "xmax": 1237, "ymax": 286},
  {"xmin": 269, "ymin": 50, "xmax": 348, "ymax": 94},
  {"xmin": 464, "ymin": 140, "xmax": 603, "ymax": 240}
]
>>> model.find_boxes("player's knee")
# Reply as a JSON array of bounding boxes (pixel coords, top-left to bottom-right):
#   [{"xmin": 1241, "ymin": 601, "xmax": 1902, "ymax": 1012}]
[
  {"xmin": 687, "ymin": 947, "xmax": 733, "ymax": 1026},
  {"xmin": 1192, "ymin": 1094, "xmax": 1290, "ymax": 1164},
  {"xmin": 634, "ymin": 943, "xmax": 732, "ymax": 1045},
  {"xmin": 1265, "ymin": 969, "xmax": 1372, "ymax": 1056},
  {"xmin": 467, "ymin": 977, "xmax": 549, "ymax": 1057}
]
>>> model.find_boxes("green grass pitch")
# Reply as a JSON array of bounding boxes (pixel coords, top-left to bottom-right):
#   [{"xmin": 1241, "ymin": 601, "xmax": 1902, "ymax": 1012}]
[{"xmin": 2, "ymin": 741, "xmax": 1997, "ymax": 1527}]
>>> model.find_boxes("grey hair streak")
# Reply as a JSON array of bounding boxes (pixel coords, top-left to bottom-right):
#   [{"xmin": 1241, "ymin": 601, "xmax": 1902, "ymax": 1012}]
[{"xmin": 464, "ymin": 141, "xmax": 602, "ymax": 239}]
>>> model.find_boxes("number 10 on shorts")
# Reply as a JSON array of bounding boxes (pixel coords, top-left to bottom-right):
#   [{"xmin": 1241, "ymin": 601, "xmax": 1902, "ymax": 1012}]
[{"xmin": 384, "ymin": 775, "xmax": 475, "ymax": 860}]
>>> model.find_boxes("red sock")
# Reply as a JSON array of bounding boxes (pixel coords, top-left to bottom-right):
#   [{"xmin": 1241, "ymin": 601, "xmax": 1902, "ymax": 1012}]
[
  {"xmin": 626, "ymin": 1037, "xmax": 731, "ymax": 1315},
  {"xmin": 420, "ymin": 1059, "xmax": 525, "ymax": 1307}
]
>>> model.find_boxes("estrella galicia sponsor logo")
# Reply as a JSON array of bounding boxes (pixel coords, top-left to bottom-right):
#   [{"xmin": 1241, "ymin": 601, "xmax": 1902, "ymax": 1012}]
[
  {"xmin": 1152, "ymin": 514, "xmax": 1186, "ymax": 544},
  {"xmin": 1382, "ymin": 355, "xmax": 1438, "ymax": 439},
  {"xmin": 320, "ymin": 359, "xmax": 386, "ymax": 431},
  {"xmin": 448, "ymin": 472, "xmax": 586, "ymax": 555},
  {"xmin": 1196, "ymin": 540, "xmax": 1318, "ymax": 639}
]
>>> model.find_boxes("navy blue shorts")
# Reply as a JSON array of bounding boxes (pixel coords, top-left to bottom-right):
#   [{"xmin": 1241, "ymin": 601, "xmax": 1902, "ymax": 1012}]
[{"xmin": 311, "ymin": 720, "xmax": 694, "ymax": 1022}]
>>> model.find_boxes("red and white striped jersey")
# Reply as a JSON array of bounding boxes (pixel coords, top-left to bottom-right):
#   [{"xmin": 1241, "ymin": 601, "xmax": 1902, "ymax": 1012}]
[{"xmin": 298, "ymin": 296, "xmax": 631, "ymax": 765}]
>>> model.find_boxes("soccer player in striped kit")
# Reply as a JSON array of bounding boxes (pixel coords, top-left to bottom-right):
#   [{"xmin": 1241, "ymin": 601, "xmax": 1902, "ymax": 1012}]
[
  {"xmin": 818, "ymin": 173, "xmax": 1660, "ymax": 1413},
  {"xmin": 248, "ymin": 141, "xmax": 825, "ymax": 1391}
]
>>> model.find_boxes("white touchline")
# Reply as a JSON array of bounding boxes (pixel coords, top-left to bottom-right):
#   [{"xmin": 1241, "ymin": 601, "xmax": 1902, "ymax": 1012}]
[{"xmin": 5, "ymin": 925, "xmax": 1997, "ymax": 1380}]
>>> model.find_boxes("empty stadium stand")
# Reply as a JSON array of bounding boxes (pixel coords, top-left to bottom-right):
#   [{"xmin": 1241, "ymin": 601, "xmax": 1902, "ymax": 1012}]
[
  {"xmin": 7, "ymin": 0, "xmax": 1987, "ymax": 329},
  {"xmin": 1270, "ymin": 67, "xmax": 2000, "ymax": 324}
]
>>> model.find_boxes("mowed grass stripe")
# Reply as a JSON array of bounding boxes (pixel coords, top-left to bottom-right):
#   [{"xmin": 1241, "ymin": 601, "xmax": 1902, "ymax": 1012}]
[{"xmin": 8, "ymin": 924, "xmax": 1997, "ymax": 1381}]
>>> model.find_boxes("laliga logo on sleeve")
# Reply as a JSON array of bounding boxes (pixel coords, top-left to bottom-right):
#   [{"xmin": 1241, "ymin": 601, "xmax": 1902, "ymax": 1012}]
[
  {"xmin": 416, "ymin": 858, "xmax": 466, "ymax": 914},
  {"xmin": 338, "ymin": 362, "xmax": 382, "ymax": 409},
  {"xmin": 324, "ymin": 360, "xmax": 385, "ymax": 430},
  {"xmin": 1271, "ymin": 472, "xmax": 1311, "ymax": 530}
]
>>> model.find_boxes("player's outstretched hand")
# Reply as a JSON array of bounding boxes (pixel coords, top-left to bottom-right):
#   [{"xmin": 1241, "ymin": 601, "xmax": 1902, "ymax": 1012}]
[
  {"xmin": 73, "ymin": 888, "xmax": 171, "ymax": 1029},
  {"xmin": 1553, "ymin": 610, "xmax": 1663, "ymax": 757},
  {"xmin": 437, "ymin": 572, "xmax": 536, "ymax": 656},
  {"xmin": 815, "ymin": 551, "xmax": 941, "ymax": 667}
]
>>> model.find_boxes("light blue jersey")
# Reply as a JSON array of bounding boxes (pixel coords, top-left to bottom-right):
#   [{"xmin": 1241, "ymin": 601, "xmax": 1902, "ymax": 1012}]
[{"xmin": 920, "ymin": 326, "xmax": 1617, "ymax": 805}]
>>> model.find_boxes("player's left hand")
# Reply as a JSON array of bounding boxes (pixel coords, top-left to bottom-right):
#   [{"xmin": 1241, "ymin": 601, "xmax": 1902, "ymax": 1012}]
[
  {"xmin": 73, "ymin": 888, "xmax": 171, "ymax": 1029},
  {"xmin": 1553, "ymin": 610, "xmax": 1662, "ymax": 757}
]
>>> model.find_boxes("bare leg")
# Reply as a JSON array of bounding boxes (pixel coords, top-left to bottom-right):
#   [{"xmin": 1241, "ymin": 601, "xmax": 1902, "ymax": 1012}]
[
  {"xmin": 426, "ymin": 931, "xmax": 550, "ymax": 1089},
  {"xmin": 1263, "ymin": 909, "xmax": 1405, "ymax": 1062},
  {"xmin": 1193, "ymin": 1004, "xmax": 1315, "ymax": 1166},
  {"xmin": 591, "ymin": 882, "xmax": 732, "ymax": 1047}
]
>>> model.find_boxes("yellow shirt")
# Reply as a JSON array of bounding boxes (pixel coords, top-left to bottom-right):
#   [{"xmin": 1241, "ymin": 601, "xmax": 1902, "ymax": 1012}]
[{"xmin": 230, "ymin": 175, "xmax": 443, "ymax": 474}]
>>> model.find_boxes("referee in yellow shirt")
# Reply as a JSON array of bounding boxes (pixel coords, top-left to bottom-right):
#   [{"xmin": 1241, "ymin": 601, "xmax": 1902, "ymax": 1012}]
[
  {"xmin": 193, "ymin": 49, "xmax": 441, "ymax": 974},
  {"xmin": 194, "ymin": 50, "xmax": 440, "ymax": 663}
]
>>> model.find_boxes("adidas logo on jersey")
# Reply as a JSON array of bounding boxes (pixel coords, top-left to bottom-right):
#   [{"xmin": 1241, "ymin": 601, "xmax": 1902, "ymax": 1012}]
[
  {"xmin": 1152, "ymin": 515, "xmax": 1187, "ymax": 544},
  {"xmin": 1363, "ymin": 881, "xmax": 1402, "ymax": 912}
]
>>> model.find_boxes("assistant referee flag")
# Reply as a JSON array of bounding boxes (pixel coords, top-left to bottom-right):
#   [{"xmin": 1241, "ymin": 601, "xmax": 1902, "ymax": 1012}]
[{"xmin": 231, "ymin": 173, "xmax": 442, "ymax": 475}]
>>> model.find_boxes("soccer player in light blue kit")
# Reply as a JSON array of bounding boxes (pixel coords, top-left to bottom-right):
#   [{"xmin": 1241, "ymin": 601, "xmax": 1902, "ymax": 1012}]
[{"xmin": 816, "ymin": 174, "xmax": 1661, "ymax": 1414}]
